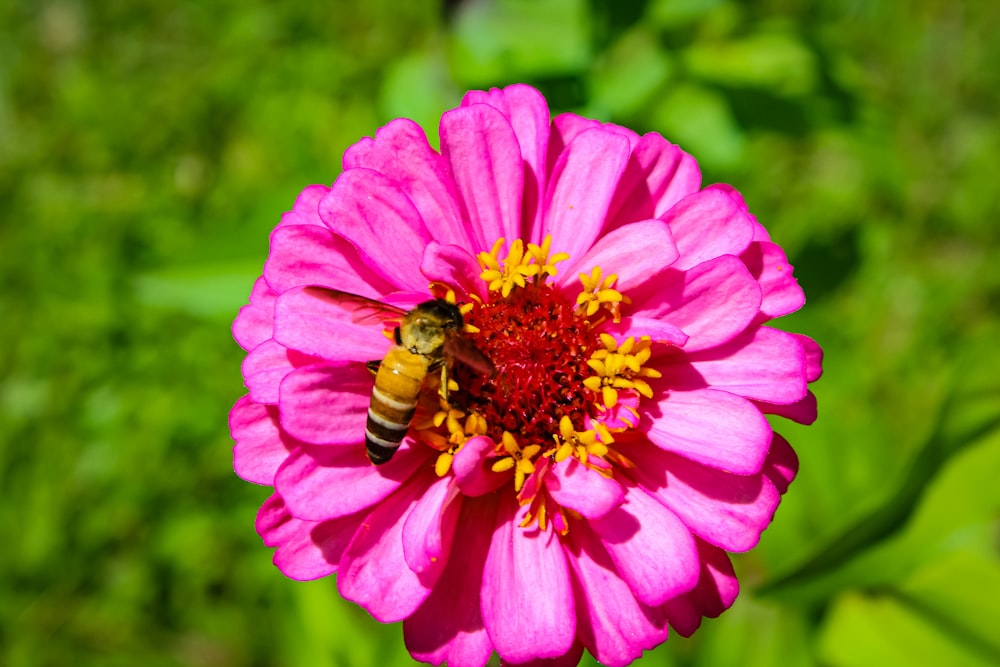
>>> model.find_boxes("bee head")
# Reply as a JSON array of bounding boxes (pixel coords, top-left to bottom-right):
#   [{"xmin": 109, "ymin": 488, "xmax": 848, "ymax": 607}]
[
  {"xmin": 416, "ymin": 299, "xmax": 464, "ymax": 330},
  {"xmin": 400, "ymin": 299, "xmax": 465, "ymax": 357}
]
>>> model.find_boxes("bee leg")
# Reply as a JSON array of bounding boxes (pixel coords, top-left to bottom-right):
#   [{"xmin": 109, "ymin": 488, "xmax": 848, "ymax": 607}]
[
  {"xmin": 423, "ymin": 360, "xmax": 449, "ymax": 401},
  {"xmin": 439, "ymin": 363, "xmax": 449, "ymax": 401},
  {"xmin": 365, "ymin": 360, "xmax": 381, "ymax": 377}
]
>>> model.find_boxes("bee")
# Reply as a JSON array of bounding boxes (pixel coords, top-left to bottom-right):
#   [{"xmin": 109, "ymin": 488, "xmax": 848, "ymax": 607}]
[{"xmin": 305, "ymin": 287, "xmax": 495, "ymax": 465}]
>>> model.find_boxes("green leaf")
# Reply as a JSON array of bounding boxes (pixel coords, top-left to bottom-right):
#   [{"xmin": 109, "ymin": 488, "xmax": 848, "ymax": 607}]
[
  {"xmin": 587, "ymin": 28, "xmax": 673, "ymax": 118},
  {"xmin": 817, "ymin": 591, "xmax": 998, "ymax": 667},
  {"xmin": 760, "ymin": 424, "xmax": 1000, "ymax": 605},
  {"xmin": 646, "ymin": 0, "xmax": 725, "ymax": 29},
  {"xmin": 898, "ymin": 551, "xmax": 1000, "ymax": 657},
  {"xmin": 379, "ymin": 49, "xmax": 461, "ymax": 147},
  {"xmin": 133, "ymin": 262, "xmax": 261, "ymax": 319},
  {"xmin": 648, "ymin": 84, "xmax": 744, "ymax": 170},
  {"xmin": 683, "ymin": 31, "xmax": 819, "ymax": 96},
  {"xmin": 693, "ymin": 596, "xmax": 814, "ymax": 667},
  {"xmin": 448, "ymin": 0, "xmax": 591, "ymax": 85}
]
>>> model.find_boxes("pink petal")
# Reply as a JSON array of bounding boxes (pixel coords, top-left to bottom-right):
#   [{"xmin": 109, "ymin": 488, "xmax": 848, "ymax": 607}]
[
  {"xmin": 627, "ymin": 438, "xmax": 780, "ymax": 552},
  {"xmin": 564, "ymin": 524, "xmax": 669, "ymax": 666},
  {"xmin": 463, "ymin": 84, "xmax": 551, "ymax": 237},
  {"xmin": 482, "ymin": 497, "xmax": 576, "ymax": 663},
  {"xmin": 633, "ymin": 255, "xmax": 762, "ymax": 352},
  {"xmin": 548, "ymin": 115, "xmax": 639, "ymax": 171},
  {"xmin": 342, "ymin": 118, "xmax": 471, "ymax": 250},
  {"xmin": 590, "ymin": 484, "xmax": 700, "ymax": 606},
  {"xmin": 233, "ymin": 277, "xmax": 277, "ymax": 351},
  {"xmin": 792, "ymin": 333, "xmax": 823, "ymax": 382},
  {"xmin": 453, "ymin": 435, "xmax": 508, "ymax": 497},
  {"xmin": 420, "ymin": 241, "xmax": 486, "ymax": 300},
  {"xmin": 741, "ymin": 241, "xmax": 805, "ymax": 320},
  {"xmin": 273, "ymin": 286, "xmax": 392, "ymax": 362},
  {"xmin": 275, "ymin": 184, "xmax": 330, "ymax": 229},
  {"xmin": 516, "ymin": 455, "xmax": 551, "ymax": 509},
  {"xmin": 402, "ymin": 475, "xmax": 462, "ymax": 575},
  {"xmin": 546, "ymin": 114, "xmax": 603, "ymax": 176},
  {"xmin": 590, "ymin": 391, "xmax": 641, "ymax": 430},
  {"xmin": 319, "ymin": 168, "xmax": 431, "ymax": 292},
  {"xmin": 547, "ymin": 457, "xmax": 624, "ymax": 519},
  {"xmin": 662, "ymin": 185, "xmax": 756, "ymax": 271},
  {"xmin": 242, "ymin": 339, "xmax": 294, "ymax": 405},
  {"xmin": 277, "ymin": 362, "xmax": 371, "ymax": 445},
  {"xmin": 274, "ymin": 440, "xmax": 430, "ymax": 521},
  {"xmin": 763, "ymin": 432, "xmax": 798, "ymax": 494},
  {"xmin": 560, "ymin": 219, "xmax": 679, "ymax": 293},
  {"xmin": 503, "ymin": 644, "xmax": 585, "ymax": 667},
  {"xmin": 663, "ymin": 539, "xmax": 739, "ymax": 637},
  {"xmin": 542, "ymin": 128, "xmax": 631, "ymax": 262},
  {"xmin": 255, "ymin": 494, "xmax": 358, "ymax": 581},
  {"xmin": 642, "ymin": 387, "xmax": 772, "ymax": 475},
  {"xmin": 338, "ymin": 472, "xmax": 440, "ymax": 622},
  {"xmin": 264, "ymin": 224, "xmax": 394, "ymax": 297},
  {"xmin": 601, "ymin": 317, "xmax": 689, "ymax": 347},
  {"xmin": 671, "ymin": 326, "xmax": 808, "ymax": 405},
  {"xmin": 404, "ymin": 495, "xmax": 498, "ymax": 667},
  {"xmin": 440, "ymin": 103, "xmax": 524, "ymax": 252},
  {"xmin": 756, "ymin": 390, "xmax": 818, "ymax": 425},
  {"xmin": 741, "ymin": 204, "xmax": 771, "ymax": 243},
  {"xmin": 607, "ymin": 132, "xmax": 701, "ymax": 229},
  {"xmin": 230, "ymin": 395, "xmax": 291, "ymax": 485}
]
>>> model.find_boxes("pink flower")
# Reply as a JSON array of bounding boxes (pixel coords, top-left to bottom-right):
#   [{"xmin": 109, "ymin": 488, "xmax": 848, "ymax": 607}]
[{"xmin": 231, "ymin": 84, "xmax": 822, "ymax": 666}]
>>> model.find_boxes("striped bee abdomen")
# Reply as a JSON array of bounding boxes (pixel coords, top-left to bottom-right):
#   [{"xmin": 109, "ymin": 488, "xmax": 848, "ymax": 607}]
[{"xmin": 365, "ymin": 348, "xmax": 429, "ymax": 465}]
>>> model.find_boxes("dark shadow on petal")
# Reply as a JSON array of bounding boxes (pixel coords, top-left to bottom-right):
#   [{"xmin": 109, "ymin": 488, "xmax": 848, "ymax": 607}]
[
  {"xmin": 589, "ymin": 500, "xmax": 641, "ymax": 545},
  {"xmin": 310, "ymin": 511, "xmax": 364, "ymax": 568}
]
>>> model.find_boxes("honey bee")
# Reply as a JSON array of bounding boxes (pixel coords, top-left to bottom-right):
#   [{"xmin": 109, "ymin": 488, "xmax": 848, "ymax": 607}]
[{"xmin": 304, "ymin": 287, "xmax": 495, "ymax": 465}]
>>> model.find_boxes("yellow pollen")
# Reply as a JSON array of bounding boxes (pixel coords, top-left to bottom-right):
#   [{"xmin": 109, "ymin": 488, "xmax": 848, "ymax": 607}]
[
  {"xmin": 427, "ymin": 408, "xmax": 489, "ymax": 477},
  {"xmin": 423, "ymin": 235, "xmax": 660, "ymax": 534},
  {"xmin": 521, "ymin": 498, "xmax": 569, "ymax": 535},
  {"xmin": 585, "ymin": 335, "xmax": 661, "ymax": 412},
  {"xmin": 477, "ymin": 235, "xmax": 567, "ymax": 296},
  {"xmin": 491, "ymin": 432, "xmax": 542, "ymax": 492},
  {"xmin": 576, "ymin": 267, "xmax": 630, "ymax": 322},
  {"xmin": 552, "ymin": 415, "xmax": 612, "ymax": 467},
  {"xmin": 526, "ymin": 235, "xmax": 571, "ymax": 280},
  {"xmin": 434, "ymin": 451, "xmax": 454, "ymax": 477},
  {"xmin": 427, "ymin": 282, "xmax": 458, "ymax": 304}
]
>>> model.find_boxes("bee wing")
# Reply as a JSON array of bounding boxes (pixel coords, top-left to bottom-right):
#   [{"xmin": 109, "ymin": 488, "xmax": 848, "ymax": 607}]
[
  {"xmin": 445, "ymin": 333, "xmax": 496, "ymax": 376},
  {"xmin": 303, "ymin": 287, "xmax": 407, "ymax": 326}
]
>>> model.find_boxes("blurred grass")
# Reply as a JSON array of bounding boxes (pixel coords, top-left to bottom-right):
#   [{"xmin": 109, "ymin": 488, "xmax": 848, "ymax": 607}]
[{"xmin": 1, "ymin": 1, "xmax": 998, "ymax": 665}]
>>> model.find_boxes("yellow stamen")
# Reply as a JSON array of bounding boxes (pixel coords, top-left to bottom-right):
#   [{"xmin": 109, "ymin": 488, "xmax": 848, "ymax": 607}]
[
  {"xmin": 490, "ymin": 432, "xmax": 542, "ymax": 492},
  {"xmin": 427, "ymin": 282, "xmax": 458, "ymax": 304},
  {"xmin": 492, "ymin": 457, "xmax": 515, "ymax": 473},
  {"xmin": 586, "ymin": 335, "xmax": 660, "ymax": 416},
  {"xmin": 526, "ymin": 235, "xmax": 570, "ymax": 280},
  {"xmin": 576, "ymin": 267, "xmax": 630, "ymax": 322},
  {"xmin": 477, "ymin": 235, "xmax": 568, "ymax": 296},
  {"xmin": 435, "ymin": 451, "xmax": 454, "ymax": 477},
  {"xmin": 551, "ymin": 415, "xmax": 612, "ymax": 467},
  {"xmin": 427, "ymin": 409, "xmax": 489, "ymax": 477}
]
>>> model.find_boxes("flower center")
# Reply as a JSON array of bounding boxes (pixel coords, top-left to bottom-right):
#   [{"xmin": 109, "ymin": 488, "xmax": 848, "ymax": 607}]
[
  {"xmin": 417, "ymin": 236, "xmax": 662, "ymax": 528},
  {"xmin": 450, "ymin": 281, "xmax": 599, "ymax": 444}
]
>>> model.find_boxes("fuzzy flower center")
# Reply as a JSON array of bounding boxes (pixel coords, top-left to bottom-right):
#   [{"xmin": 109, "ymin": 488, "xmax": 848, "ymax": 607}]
[
  {"xmin": 450, "ymin": 279, "xmax": 598, "ymax": 442},
  {"xmin": 418, "ymin": 236, "xmax": 661, "ymax": 529}
]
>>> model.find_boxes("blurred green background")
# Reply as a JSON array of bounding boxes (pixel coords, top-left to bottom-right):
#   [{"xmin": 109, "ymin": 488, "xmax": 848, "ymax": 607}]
[{"xmin": 2, "ymin": 0, "xmax": 999, "ymax": 665}]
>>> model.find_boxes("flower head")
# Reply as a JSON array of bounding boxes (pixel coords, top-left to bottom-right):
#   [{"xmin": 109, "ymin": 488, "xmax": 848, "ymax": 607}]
[{"xmin": 231, "ymin": 84, "xmax": 822, "ymax": 667}]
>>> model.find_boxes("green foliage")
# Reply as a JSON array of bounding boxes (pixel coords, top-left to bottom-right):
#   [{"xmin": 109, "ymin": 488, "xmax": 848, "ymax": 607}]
[{"xmin": 2, "ymin": 0, "xmax": 998, "ymax": 665}]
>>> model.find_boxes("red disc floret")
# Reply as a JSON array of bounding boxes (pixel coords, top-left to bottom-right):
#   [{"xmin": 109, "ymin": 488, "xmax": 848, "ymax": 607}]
[{"xmin": 451, "ymin": 284, "xmax": 600, "ymax": 444}]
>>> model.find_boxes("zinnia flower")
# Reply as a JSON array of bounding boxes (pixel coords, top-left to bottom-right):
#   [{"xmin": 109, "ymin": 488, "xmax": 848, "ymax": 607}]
[{"xmin": 230, "ymin": 84, "xmax": 822, "ymax": 666}]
